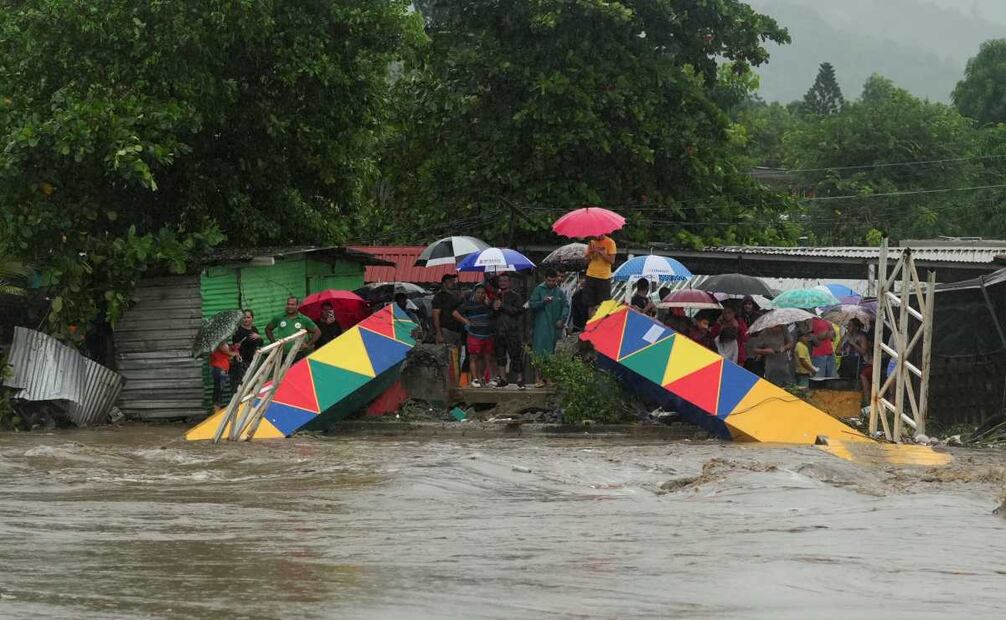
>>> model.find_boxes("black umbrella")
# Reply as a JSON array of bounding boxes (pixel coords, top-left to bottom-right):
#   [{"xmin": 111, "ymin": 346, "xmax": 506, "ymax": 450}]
[
  {"xmin": 696, "ymin": 273, "xmax": 774, "ymax": 298},
  {"xmin": 414, "ymin": 236, "xmax": 489, "ymax": 267},
  {"xmin": 353, "ymin": 282, "xmax": 430, "ymax": 305},
  {"xmin": 541, "ymin": 242, "xmax": 588, "ymax": 271}
]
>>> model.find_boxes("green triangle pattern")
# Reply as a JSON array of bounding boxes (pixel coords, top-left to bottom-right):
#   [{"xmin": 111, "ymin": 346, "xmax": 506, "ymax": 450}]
[
  {"xmin": 394, "ymin": 320, "xmax": 416, "ymax": 345},
  {"xmin": 620, "ymin": 335, "xmax": 676, "ymax": 385},
  {"xmin": 309, "ymin": 360, "xmax": 373, "ymax": 411}
]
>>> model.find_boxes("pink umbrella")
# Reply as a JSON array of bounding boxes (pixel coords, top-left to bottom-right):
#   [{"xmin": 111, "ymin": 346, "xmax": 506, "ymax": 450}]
[
  {"xmin": 658, "ymin": 289, "xmax": 721, "ymax": 310},
  {"xmin": 552, "ymin": 205, "xmax": 625, "ymax": 238}
]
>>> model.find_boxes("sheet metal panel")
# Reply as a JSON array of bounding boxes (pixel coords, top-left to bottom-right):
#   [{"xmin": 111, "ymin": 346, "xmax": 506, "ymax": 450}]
[{"xmin": 4, "ymin": 327, "xmax": 124, "ymax": 426}]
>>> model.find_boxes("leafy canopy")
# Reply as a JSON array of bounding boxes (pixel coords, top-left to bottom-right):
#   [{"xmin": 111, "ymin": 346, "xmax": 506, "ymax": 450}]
[
  {"xmin": 379, "ymin": 0, "xmax": 795, "ymax": 248},
  {"xmin": 0, "ymin": 1, "xmax": 422, "ymax": 334},
  {"xmin": 953, "ymin": 39, "xmax": 1006, "ymax": 126},
  {"xmin": 785, "ymin": 75, "xmax": 998, "ymax": 244}
]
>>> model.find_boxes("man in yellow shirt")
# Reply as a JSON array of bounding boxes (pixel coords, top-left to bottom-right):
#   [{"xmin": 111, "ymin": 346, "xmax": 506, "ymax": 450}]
[{"xmin": 583, "ymin": 234, "xmax": 616, "ymax": 317}]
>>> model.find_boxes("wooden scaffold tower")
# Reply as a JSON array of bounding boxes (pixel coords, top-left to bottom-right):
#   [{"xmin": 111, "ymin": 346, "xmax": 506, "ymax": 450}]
[{"xmin": 869, "ymin": 239, "xmax": 936, "ymax": 441}]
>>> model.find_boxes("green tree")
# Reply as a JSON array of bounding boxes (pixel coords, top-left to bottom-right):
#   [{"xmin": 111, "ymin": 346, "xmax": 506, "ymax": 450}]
[
  {"xmin": 953, "ymin": 39, "xmax": 1006, "ymax": 125},
  {"xmin": 802, "ymin": 62, "xmax": 845, "ymax": 116},
  {"xmin": 786, "ymin": 75, "xmax": 988, "ymax": 244},
  {"xmin": 0, "ymin": 255, "xmax": 30, "ymax": 297},
  {"xmin": 379, "ymin": 0, "xmax": 796, "ymax": 248},
  {"xmin": 0, "ymin": 1, "xmax": 422, "ymax": 335}
]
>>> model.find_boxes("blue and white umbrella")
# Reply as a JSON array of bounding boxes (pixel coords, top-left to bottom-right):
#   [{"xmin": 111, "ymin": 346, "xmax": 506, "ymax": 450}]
[
  {"xmin": 612, "ymin": 255, "xmax": 692, "ymax": 282},
  {"xmin": 456, "ymin": 247, "xmax": 536, "ymax": 273}
]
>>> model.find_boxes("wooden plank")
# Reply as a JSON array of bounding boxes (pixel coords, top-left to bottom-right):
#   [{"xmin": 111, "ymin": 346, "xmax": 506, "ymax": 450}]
[
  {"xmin": 117, "ymin": 350, "xmax": 194, "ymax": 360},
  {"xmin": 119, "ymin": 368, "xmax": 203, "ymax": 380}
]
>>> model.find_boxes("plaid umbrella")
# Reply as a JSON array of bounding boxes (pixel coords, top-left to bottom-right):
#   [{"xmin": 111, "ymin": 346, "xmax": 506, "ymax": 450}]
[{"xmin": 192, "ymin": 309, "xmax": 244, "ymax": 358}]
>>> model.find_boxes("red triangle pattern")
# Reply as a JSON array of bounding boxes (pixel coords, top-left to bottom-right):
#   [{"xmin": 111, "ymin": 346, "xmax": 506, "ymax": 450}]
[
  {"xmin": 360, "ymin": 306, "xmax": 396, "ymax": 340},
  {"xmin": 580, "ymin": 309, "xmax": 628, "ymax": 361},
  {"xmin": 667, "ymin": 360, "xmax": 723, "ymax": 416},
  {"xmin": 271, "ymin": 359, "xmax": 320, "ymax": 413}
]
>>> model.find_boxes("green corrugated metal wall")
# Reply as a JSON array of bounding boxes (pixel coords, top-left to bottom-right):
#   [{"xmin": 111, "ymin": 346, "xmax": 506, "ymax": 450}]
[
  {"xmin": 306, "ymin": 258, "xmax": 365, "ymax": 293},
  {"xmin": 199, "ymin": 266, "xmax": 241, "ymax": 407},
  {"xmin": 240, "ymin": 258, "xmax": 307, "ymax": 326}
]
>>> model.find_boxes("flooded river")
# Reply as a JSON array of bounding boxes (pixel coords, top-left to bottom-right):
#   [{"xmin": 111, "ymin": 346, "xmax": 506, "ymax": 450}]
[{"xmin": 1, "ymin": 425, "xmax": 1005, "ymax": 619}]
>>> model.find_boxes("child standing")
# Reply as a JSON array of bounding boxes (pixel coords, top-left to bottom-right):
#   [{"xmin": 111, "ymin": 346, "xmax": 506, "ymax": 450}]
[{"xmin": 794, "ymin": 332, "xmax": 818, "ymax": 388}]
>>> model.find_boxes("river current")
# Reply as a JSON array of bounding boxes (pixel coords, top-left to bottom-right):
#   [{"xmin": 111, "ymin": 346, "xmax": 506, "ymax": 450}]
[{"xmin": 1, "ymin": 425, "xmax": 1004, "ymax": 619}]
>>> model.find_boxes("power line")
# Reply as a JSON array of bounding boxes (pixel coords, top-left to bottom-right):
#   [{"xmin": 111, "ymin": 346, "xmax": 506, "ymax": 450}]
[{"xmin": 784, "ymin": 153, "xmax": 1006, "ymax": 174}]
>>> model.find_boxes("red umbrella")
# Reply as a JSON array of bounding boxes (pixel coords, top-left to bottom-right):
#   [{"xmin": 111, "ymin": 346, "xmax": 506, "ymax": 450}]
[
  {"xmin": 658, "ymin": 289, "xmax": 721, "ymax": 310},
  {"xmin": 552, "ymin": 205, "xmax": 625, "ymax": 238},
  {"xmin": 300, "ymin": 290, "xmax": 369, "ymax": 329}
]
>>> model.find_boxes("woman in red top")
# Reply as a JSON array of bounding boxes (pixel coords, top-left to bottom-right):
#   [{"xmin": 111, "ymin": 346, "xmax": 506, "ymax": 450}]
[{"xmin": 209, "ymin": 341, "xmax": 237, "ymax": 408}]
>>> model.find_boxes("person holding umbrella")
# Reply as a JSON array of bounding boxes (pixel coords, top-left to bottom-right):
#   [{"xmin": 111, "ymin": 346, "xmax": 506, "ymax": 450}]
[
  {"xmin": 266, "ymin": 296, "xmax": 321, "ymax": 361},
  {"xmin": 315, "ymin": 302, "xmax": 344, "ymax": 349},
  {"xmin": 750, "ymin": 325, "xmax": 794, "ymax": 388},
  {"xmin": 583, "ymin": 234, "xmax": 616, "ymax": 316},
  {"xmin": 230, "ymin": 309, "xmax": 263, "ymax": 386},
  {"xmin": 492, "ymin": 273, "xmax": 525, "ymax": 386}
]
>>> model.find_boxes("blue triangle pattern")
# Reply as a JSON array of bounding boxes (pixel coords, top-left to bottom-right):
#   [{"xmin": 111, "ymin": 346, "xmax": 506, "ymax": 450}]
[
  {"xmin": 263, "ymin": 401, "xmax": 318, "ymax": 436},
  {"xmin": 716, "ymin": 361, "xmax": 761, "ymax": 418},
  {"xmin": 618, "ymin": 309, "xmax": 673, "ymax": 360},
  {"xmin": 359, "ymin": 327, "xmax": 412, "ymax": 375}
]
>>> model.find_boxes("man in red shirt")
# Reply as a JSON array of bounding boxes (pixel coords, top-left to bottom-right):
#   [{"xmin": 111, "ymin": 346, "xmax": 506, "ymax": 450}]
[{"xmin": 810, "ymin": 317, "xmax": 836, "ymax": 378}]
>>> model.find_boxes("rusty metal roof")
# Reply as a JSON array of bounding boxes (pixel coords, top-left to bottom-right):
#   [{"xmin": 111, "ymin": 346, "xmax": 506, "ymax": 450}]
[
  {"xmin": 4, "ymin": 327, "xmax": 124, "ymax": 426},
  {"xmin": 347, "ymin": 246, "xmax": 484, "ymax": 284}
]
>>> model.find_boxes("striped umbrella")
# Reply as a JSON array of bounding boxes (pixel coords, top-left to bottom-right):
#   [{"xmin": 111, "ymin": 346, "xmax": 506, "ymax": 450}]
[
  {"xmin": 772, "ymin": 287, "xmax": 840, "ymax": 309},
  {"xmin": 456, "ymin": 247, "xmax": 535, "ymax": 273},
  {"xmin": 613, "ymin": 255, "xmax": 692, "ymax": 282},
  {"xmin": 414, "ymin": 236, "xmax": 489, "ymax": 268}
]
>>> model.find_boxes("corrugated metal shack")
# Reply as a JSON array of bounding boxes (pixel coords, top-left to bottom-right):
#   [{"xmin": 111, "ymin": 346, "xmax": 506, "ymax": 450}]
[
  {"xmin": 5, "ymin": 326, "xmax": 124, "ymax": 426},
  {"xmin": 927, "ymin": 268, "xmax": 1006, "ymax": 428},
  {"xmin": 113, "ymin": 247, "xmax": 390, "ymax": 420}
]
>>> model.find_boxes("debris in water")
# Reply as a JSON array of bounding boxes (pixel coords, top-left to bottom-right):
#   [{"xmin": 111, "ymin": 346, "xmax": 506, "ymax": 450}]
[{"xmin": 512, "ymin": 465, "xmax": 532, "ymax": 473}]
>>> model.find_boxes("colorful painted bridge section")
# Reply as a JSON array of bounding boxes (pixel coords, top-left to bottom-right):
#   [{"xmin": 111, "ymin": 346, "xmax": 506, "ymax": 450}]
[
  {"xmin": 580, "ymin": 302, "xmax": 872, "ymax": 445},
  {"xmin": 187, "ymin": 305, "xmax": 416, "ymax": 441}
]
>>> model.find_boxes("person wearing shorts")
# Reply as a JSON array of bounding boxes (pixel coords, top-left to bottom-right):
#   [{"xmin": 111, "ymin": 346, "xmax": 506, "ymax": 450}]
[
  {"xmin": 583, "ymin": 234, "xmax": 616, "ymax": 316},
  {"xmin": 453, "ymin": 285, "xmax": 498, "ymax": 387}
]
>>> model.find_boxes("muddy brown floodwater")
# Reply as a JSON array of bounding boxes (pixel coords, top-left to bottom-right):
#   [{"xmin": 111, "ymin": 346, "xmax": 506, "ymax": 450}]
[{"xmin": 2, "ymin": 425, "xmax": 1006, "ymax": 619}]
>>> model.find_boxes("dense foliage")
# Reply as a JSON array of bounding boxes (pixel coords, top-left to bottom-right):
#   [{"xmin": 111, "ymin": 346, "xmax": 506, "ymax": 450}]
[
  {"xmin": 953, "ymin": 39, "xmax": 1006, "ymax": 126},
  {"xmin": 533, "ymin": 352, "xmax": 628, "ymax": 425},
  {"xmin": 0, "ymin": 0, "xmax": 422, "ymax": 335},
  {"xmin": 376, "ymin": 0, "xmax": 797, "ymax": 248}
]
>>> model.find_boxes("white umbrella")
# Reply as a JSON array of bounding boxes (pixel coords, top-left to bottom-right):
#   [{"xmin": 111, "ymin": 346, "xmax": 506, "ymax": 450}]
[{"xmin": 747, "ymin": 308, "xmax": 816, "ymax": 333}]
